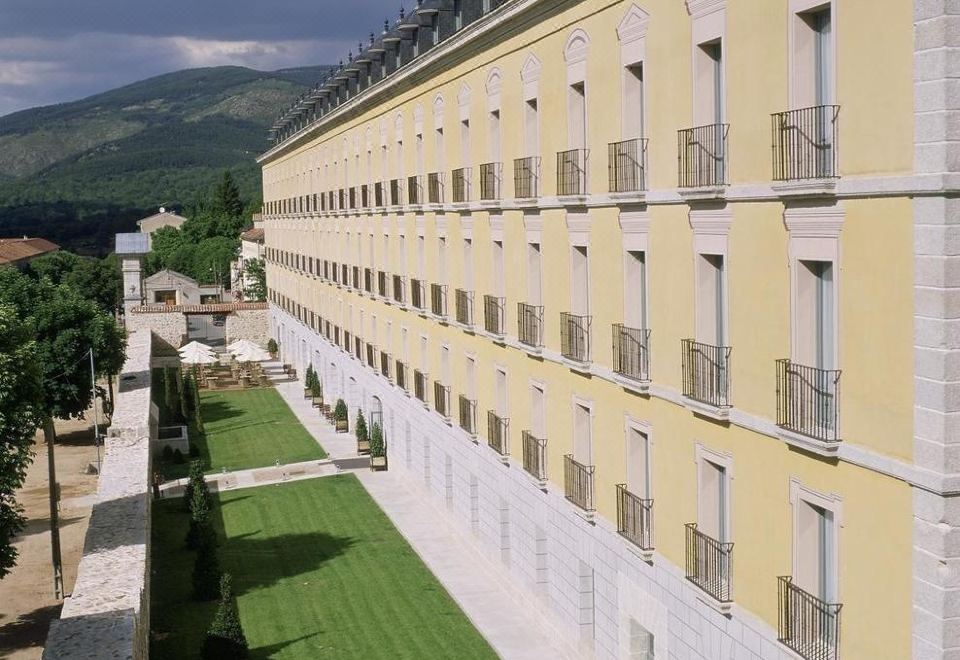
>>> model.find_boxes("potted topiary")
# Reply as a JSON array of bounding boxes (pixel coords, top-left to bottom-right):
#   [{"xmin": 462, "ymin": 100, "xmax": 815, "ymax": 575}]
[
  {"xmin": 334, "ymin": 399, "xmax": 349, "ymax": 433},
  {"xmin": 369, "ymin": 422, "xmax": 387, "ymax": 470},
  {"xmin": 303, "ymin": 364, "xmax": 314, "ymax": 399},
  {"xmin": 311, "ymin": 380, "xmax": 324, "ymax": 409},
  {"xmin": 267, "ymin": 338, "xmax": 279, "ymax": 359},
  {"xmin": 355, "ymin": 411, "xmax": 369, "ymax": 454}
]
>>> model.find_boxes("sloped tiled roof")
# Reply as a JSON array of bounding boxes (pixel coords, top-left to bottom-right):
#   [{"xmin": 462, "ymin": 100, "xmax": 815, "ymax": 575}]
[
  {"xmin": 131, "ymin": 302, "xmax": 268, "ymax": 314},
  {"xmin": 137, "ymin": 211, "xmax": 187, "ymax": 228},
  {"xmin": 0, "ymin": 237, "xmax": 59, "ymax": 265},
  {"xmin": 240, "ymin": 228, "xmax": 264, "ymax": 242}
]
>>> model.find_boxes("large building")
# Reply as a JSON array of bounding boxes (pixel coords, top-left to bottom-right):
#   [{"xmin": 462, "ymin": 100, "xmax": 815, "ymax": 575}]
[{"xmin": 258, "ymin": 1, "xmax": 957, "ymax": 658}]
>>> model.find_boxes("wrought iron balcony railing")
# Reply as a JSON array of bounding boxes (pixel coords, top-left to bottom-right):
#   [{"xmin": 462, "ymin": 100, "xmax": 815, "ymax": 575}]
[
  {"xmin": 407, "ymin": 174, "xmax": 424, "ymax": 205},
  {"xmin": 560, "ymin": 312, "xmax": 592, "ymax": 363},
  {"xmin": 392, "ymin": 275, "xmax": 407, "ymax": 305},
  {"xmin": 778, "ymin": 576, "xmax": 842, "ymax": 660},
  {"xmin": 518, "ymin": 303, "xmax": 543, "ymax": 348},
  {"xmin": 458, "ymin": 395, "xmax": 477, "ymax": 435},
  {"xmin": 452, "ymin": 167, "xmax": 471, "ymax": 203},
  {"xmin": 681, "ymin": 338, "xmax": 732, "ymax": 408},
  {"xmin": 616, "ymin": 484, "xmax": 653, "ymax": 551},
  {"xmin": 428, "ymin": 171, "xmax": 444, "ymax": 204},
  {"xmin": 486, "ymin": 410, "xmax": 509, "ymax": 455},
  {"xmin": 409, "ymin": 278, "xmax": 424, "ymax": 310},
  {"xmin": 479, "ymin": 162, "xmax": 502, "ymax": 200},
  {"xmin": 434, "ymin": 382, "xmax": 451, "ymax": 418},
  {"xmin": 521, "ymin": 431, "xmax": 547, "ymax": 482},
  {"xmin": 685, "ymin": 523, "xmax": 733, "ymax": 603},
  {"xmin": 396, "ymin": 360, "xmax": 408, "ymax": 391},
  {"xmin": 557, "ymin": 148, "xmax": 589, "ymax": 196},
  {"xmin": 483, "ymin": 295, "xmax": 505, "ymax": 336},
  {"xmin": 678, "ymin": 123, "xmax": 729, "ymax": 188},
  {"xmin": 772, "ymin": 105, "xmax": 840, "ymax": 181},
  {"xmin": 430, "ymin": 283, "xmax": 447, "ymax": 317},
  {"xmin": 455, "ymin": 288, "xmax": 474, "ymax": 326},
  {"xmin": 563, "ymin": 454, "xmax": 595, "ymax": 512},
  {"xmin": 389, "ymin": 178, "xmax": 403, "ymax": 206},
  {"xmin": 608, "ymin": 138, "xmax": 648, "ymax": 193},
  {"xmin": 513, "ymin": 156, "xmax": 540, "ymax": 198},
  {"xmin": 414, "ymin": 369, "xmax": 428, "ymax": 403},
  {"xmin": 776, "ymin": 359, "xmax": 841, "ymax": 443},
  {"xmin": 613, "ymin": 324, "xmax": 650, "ymax": 382}
]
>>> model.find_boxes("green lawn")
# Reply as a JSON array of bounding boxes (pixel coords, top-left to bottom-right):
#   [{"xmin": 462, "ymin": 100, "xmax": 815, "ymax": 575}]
[
  {"xmin": 157, "ymin": 388, "xmax": 326, "ymax": 480},
  {"xmin": 151, "ymin": 475, "xmax": 496, "ymax": 659}
]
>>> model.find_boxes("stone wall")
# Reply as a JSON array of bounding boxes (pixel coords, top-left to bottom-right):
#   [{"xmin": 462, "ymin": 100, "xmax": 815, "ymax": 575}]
[
  {"xmin": 125, "ymin": 309, "xmax": 186, "ymax": 352},
  {"xmin": 125, "ymin": 303, "xmax": 269, "ymax": 353},
  {"xmin": 225, "ymin": 307, "xmax": 270, "ymax": 346},
  {"xmin": 43, "ymin": 330, "xmax": 154, "ymax": 659}
]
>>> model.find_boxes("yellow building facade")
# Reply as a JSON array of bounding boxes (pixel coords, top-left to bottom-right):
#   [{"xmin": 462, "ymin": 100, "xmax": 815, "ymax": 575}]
[{"xmin": 260, "ymin": 1, "xmax": 959, "ymax": 658}]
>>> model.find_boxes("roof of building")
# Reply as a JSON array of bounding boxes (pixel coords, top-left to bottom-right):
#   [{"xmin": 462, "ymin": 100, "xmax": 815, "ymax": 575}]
[
  {"xmin": 137, "ymin": 210, "xmax": 187, "ymax": 229},
  {"xmin": 115, "ymin": 233, "xmax": 150, "ymax": 255},
  {"xmin": 144, "ymin": 269, "xmax": 199, "ymax": 286},
  {"xmin": 0, "ymin": 237, "xmax": 59, "ymax": 265},
  {"xmin": 240, "ymin": 227, "xmax": 264, "ymax": 243},
  {"xmin": 131, "ymin": 302, "xmax": 268, "ymax": 314}
]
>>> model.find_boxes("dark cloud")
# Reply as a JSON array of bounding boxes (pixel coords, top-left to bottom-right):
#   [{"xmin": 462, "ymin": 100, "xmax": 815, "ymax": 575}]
[{"xmin": 0, "ymin": 0, "xmax": 396, "ymax": 117}]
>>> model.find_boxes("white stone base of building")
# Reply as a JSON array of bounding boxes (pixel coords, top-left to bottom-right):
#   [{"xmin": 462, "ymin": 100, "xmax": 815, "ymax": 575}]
[{"xmin": 271, "ymin": 306, "xmax": 795, "ymax": 660}]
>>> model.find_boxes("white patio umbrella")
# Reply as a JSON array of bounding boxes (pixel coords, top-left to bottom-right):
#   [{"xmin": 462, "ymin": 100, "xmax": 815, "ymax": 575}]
[
  {"xmin": 179, "ymin": 344, "xmax": 219, "ymax": 364},
  {"xmin": 179, "ymin": 340, "xmax": 215, "ymax": 355},
  {"xmin": 232, "ymin": 346, "xmax": 272, "ymax": 363},
  {"xmin": 227, "ymin": 339, "xmax": 260, "ymax": 355}
]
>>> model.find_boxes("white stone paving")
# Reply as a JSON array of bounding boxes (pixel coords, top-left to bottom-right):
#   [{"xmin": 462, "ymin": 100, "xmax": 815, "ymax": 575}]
[{"xmin": 273, "ymin": 374, "xmax": 583, "ymax": 660}]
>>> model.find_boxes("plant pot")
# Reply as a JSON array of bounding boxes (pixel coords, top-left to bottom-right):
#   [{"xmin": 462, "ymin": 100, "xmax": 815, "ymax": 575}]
[
  {"xmin": 303, "ymin": 388, "xmax": 312, "ymax": 399},
  {"xmin": 312, "ymin": 397, "xmax": 324, "ymax": 408},
  {"xmin": 357, "ymin": 438, "xmax": 371, "ymax": 455},
  {"xmin": 335, "ymin": 419, "xmax": 349, "ymax": 433},
  {"xmin": 370, "ymin": 455, "xmax": 387, "ymax": 471}
]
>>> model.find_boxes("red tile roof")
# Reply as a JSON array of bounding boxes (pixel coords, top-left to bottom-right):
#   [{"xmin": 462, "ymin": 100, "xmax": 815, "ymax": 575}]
[
  {"xmin": 131, "ymin": 302, "xmax": 268, "ymax": 314},
  {"xmin": 0, "ymin": 237, "xmax": 59, "ymax": 265},
  {"xmin": 240, "ymin": 228, "xmax": 264, "ymax": 242}
]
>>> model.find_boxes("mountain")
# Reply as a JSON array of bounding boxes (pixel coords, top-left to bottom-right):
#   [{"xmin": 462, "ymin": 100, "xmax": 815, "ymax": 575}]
[{"xmin": 0, "ymin": 65, "xmax": 328, "ymax": 255}]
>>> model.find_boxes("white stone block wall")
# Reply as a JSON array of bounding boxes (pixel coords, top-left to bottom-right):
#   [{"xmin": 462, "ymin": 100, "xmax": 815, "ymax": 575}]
[
  {"xmin": 125, "ymin": 309, "xmax": 186, "ymax": 350},
  {"xmin": 273, "ymin": 305, "xmax": 801, "ymax": 660},
  {"xmin": 225, "ymin": 308, "xmax": 270, "ymax": 346},
  {"xmin": 44, "ymin": 330, "xmax": 153, "ymax": 659}
]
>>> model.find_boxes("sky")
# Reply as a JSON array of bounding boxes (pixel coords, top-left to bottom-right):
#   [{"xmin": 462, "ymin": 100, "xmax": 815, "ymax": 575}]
[{"xmin": 0, "ymin": 0, "xmax": 397, "ymax": 117}]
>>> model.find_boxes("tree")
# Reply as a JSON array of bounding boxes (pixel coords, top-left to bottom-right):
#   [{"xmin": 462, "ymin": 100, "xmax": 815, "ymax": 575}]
[
  {"xmin": 27, "ymin": 251, "xmax": 122, "ymax": 315},
  {"xmin": 370, "ymin": 422, "xmax": 385, "ymax": 458},
  {"xmin": 211, "ymin": 171, "xmax": 244, "ymax": 220},
  {"xmin": 186, "ymin": 481, "xmax": 215, "ymax": 551},
  {"xmin": 244, "ymin": 258, "xmax": 266, "ymax": 302},
  {"xmin": 201, "ymin": 574, "xmax": 249, "ymax": 659},
  {"xmin": 192, "ymin": 536, "xmax": 221, "ymax": 601},
  {"xmin": 355, "ymin": 410, "xmax": 368, "ymax": 443},
  {"xmin": 0, "ymin": 304, "xmax": 44, "ymax": 578}
]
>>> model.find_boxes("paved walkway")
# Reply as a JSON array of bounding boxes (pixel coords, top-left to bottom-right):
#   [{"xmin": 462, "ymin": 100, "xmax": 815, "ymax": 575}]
[{"xmin": 272, "ymin": 376, "xmax": 583, "ymax": 660}]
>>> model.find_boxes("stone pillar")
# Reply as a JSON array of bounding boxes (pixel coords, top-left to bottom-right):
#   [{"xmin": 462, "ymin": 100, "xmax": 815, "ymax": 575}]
[
  {"xmin": 914, "ymin": 3, "xmax": 960, "ymax": 658},
  {"xmin": 121, "ymin": 254, "xmax": 144, "ymax": 320}
]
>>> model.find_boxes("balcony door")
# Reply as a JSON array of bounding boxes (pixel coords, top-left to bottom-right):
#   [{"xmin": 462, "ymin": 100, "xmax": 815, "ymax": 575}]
[
  {"xmin": 626, "ymin": 427, "xmax": 650, "ymax": 499},
  {"xmin": 573, "ymin": 402, "xmax": 592, "ymax": 466},
  {"xmin": 696, "ymin": 253, "xmax": 726, "ymax": 346},
  {"xmin": 796, "ymin": 500, "xmax": 835, "ymax": 602},
  {"xmin": 796, "ymin": 260, "xmax": 834, "ymax": 371},
  {"xmin": 530, "ymin": 384, "xmax": 545, "ymax": 439},
  {"xmin": 698, "ymin": 458, "xmax": 727, "ymax": 543}
]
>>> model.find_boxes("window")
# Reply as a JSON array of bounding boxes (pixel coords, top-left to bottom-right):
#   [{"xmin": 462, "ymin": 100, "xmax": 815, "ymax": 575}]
[
  {"xmin": 489, "ymin": 110, "xmax": 501, "ymax": 163},
  {"xmin": 435, "ymin": 127, "xmax": 445, "ymax": 174},
  {"xmin": 573, "ymin": 402, "xmax": 592, "ymax": 465},
  {"xmin": 571, "ymin": 245, "xmax": 590, "ymax": 316},
  {"xmin": 527, "ymin": 243, "xmax": 542, "ymax": 305},
  {"xmin": 417, "ymin": 236, "xmax": 426, "ymax": 279},
  {"xmin": 568, "ymin": 82, "xmax": 586, "ymax": 149},
  {"xmin": 698, "ymin": 458, "xmax": 729, "ymax": 542},
  {"xmin": 431, "ymin": 14, "xmax": 440, "ymax": 45},
  {"xmin": 466, "ymin": 355, "xmax": 476, "ymax": 399},
  {"xmin": 626, "ymin": 426, "xmax": 650, "ymax": 499},
  {"xmin": 460, "ymin": 119, "xmax": 471, "ymax": 167},
  {"xmin": 482, "ymin": 0, "xmax": 492, "ymax": 13},
  {"xmin": 796, "ymin": 499, "xmax": 835, "ymax": 600},
  {"xmin": 623, "ymin": 64, "xmax": 645, "ymax": 139},
  {"xmin": 441, "ymin": 345, "xmax": 451, "ymax": 383},
  {"xmin": 416, "ymin": 132, "xmax": 424, "ymax": 175},
  {"xmin": 696, "ymin": 254, "xmax": 725, "ymax": 346},
  {"xmin": 496, "ymin": 368, "xmax": 508, "ymax": 416},
  {"xmin": 463, "ymin": 238, "xmax": 474, "ymax": 290},
  {"xmin": 412, "ymin": 28, "xmax": 420, "ymax": 57},
  {"xmin": 695, "ymin": 41, "xmax": 724, "ymax": 125},
  {"xmin": 491, "ymin": 240, "xmax": 504, "ymax": 296},
  {"xmin": 438, "ymin": 237, "xmax": 447, "ymax": 283},
  {"xmin": 454, "ymin": 0, "xmax": 463, "ymax": 30},
  {"xmin": 796, "ymin": 260, "xmax": 834, "ymax": 369},
  {"xmin": 530, "ymin": 384, "xmax": 546, "ymax": 438},
  {"xmin": 624, "ymin": 250, "xmax": 647, "ymax": 329},
  {"xmin": 794, "ymin": 5, "xmax": 833, "ymax": 107},
  {"xmin": 524, "ymin": 98, "xmax": 539, "ymax": 156}
]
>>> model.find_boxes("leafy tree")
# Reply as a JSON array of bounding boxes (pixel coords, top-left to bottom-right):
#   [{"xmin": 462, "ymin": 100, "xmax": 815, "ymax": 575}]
[
  {"xmin": 0, "ymin": 305, "xmax": 44, "ymax": 578},
  {"xmin": 244, "ymin": 258, "xmax": 266, "ymax": 302},
  {"xmin": 192, "ymin": 535, "xmax": 221, "ymax": 601},
  {"xmin": 27, "ymin": 251, "xmax": 122, "ymax": 315},
  {"xmin": 370, "ymin": 423, "xmax": 385, "ymax": 458},
  {"xmin": 211, "ymin": 171, "xmax": 244, "ymax": 220},
  {"xmin": 334, "ymin": 399, "xmax": 347, "ymax": 422},
  {"xmin": 201, "ymin": 574, "xmax": 249, "ymax": 659},
  {"xmin": 183, "ymin": 459, "xmax": 204, "ymax": 512},
  {"xmin": 186, "ymin": 482, "xmax": 215, "ymax": 551},
  {"xmin": 192, "ymin": 236, "xmax": 237, "ymax": 286}
]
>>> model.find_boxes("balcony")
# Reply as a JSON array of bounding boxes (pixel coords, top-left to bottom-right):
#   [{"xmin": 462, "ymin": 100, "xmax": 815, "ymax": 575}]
[
  {"xmin": 560, "ymin": 313, "xmax": 592, "ymax": 364},
  {"xmin": 458, "ymin": 395, "xmax": 477, "ymax": 436},
  {"xmin": 434, "ymin": 382, "xmax": 451, "ymax": 419},
  {"xmin": 486, "ymin": 410, "xmax": 509, "ymax": 457},
  {"xmin": 518, "ymin": 303, "xmax": 543, "ymax": 350},
  {"xmin": 389, "ymin": 178, "xmax": 403, "ymax": 206},
  {"xmin": 608, "ymin": 138, "xmax": 648, "ymax": 194},
  {"xmin": 557, "ymin": 148, "xmax": 589, "ymax": 196},
  {"xmin": 776, "ymin": 359, "xmax": 841, "ymax": 455},
  {"xmin": 455, "ymin": 289, "xmax": 474, "ymax": 327},
  {"xmin": 407, "ymin": 174, "xmax": 424, "ymax": 205},
  {"xmin": 452, "ymin": 167, "xmax": 471, "ymax": 203},
  {"xmin": 428, "ymin": 172, "xmax": 444, "ymax": 204},
  {"xmin": 410, "ymin": 278, "xmax": 426, "ymax": 311},
  {"xmin": 392, "ymin": 275, "xmax": 407, "ymax": 305},
  {"xmin": 483, "ymin": 295, "xmax": 505, "ymax": 337},
  {"xmin": 479, "ymin": 162, "xmax": 502, "ymax": 201},
  {"xmin": 777, "ymin": 576, "xmax": 842, "ymax": 660},
  {"xmin": 563, "ymin": 455, "xmax": 595, "ymax": 514},
  {"xmin": 678, "ymin": 123, "xmax": 729, "ymax": 191},
  {"xmin": 414, "ymin": 369, "xmax": 428, "ymax": 404},
  {"xmin": 430, "ymin": 283, "xmax": 448, "ymax": 318},
  {"xmin": 377, "ymin": 270, "xmax": 389, "ymax": 298},
  {"xmin": 374, "ymin": 181, "xmax": 385, "ymax": 207},
  {"xmin": 521, "ymin": 431, "xmax": 547, "ymax": 485},
  {"xmin": 396, "ymin": 360, "xmax": 408, "ymax": 391},
  {"xmin": 616, "ymin": 484, "xmax": 654, "ymax": 556},
  {"xmin": 772, "ymin": 105, "xmax": 840, "ymax": 188},
  {"xmin": 612, "ymin": 324, "xmax": 650, "ymax": 387},
  {"xmin": 685, "ymin": 523, "xmax": 733, "ymax": 608},
  {"xmin": 513, "ymin": 156, "xmax": 540, "ymax": 199},
  {"xmin": 681, "ymin": 338, "xmax": 731, "ymax": 417},
  {"xmin": 379, "ymin": 350, "xmax": 391, "ymax": 380},
  {"xmin": 366, "ymin": 342, "xmax": 376, "ymax": 369}
]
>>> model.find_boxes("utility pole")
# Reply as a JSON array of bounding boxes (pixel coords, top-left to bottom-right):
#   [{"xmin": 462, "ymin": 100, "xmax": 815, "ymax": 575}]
[
  {"xmin": 45, "ymin": 416, "xmax": 63, "ymax": 599},
  {"xmin": 90, "ymin": 349, "xmax": 101, "ymax": 473}
]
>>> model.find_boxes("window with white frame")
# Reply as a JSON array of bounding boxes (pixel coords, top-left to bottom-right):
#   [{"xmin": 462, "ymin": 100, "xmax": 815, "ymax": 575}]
[
  {"xmin": 792, "ymin": 1, "xmax": 833, "ymax": 108},
  {"xmin": 625, "ymin": 425, "xmax": 651, "ymax": 499},
  {"xmin": 463, "ymin": 238, "xmax": 474, "ymax": 290},
  {"xmin": 790, "ymin": 479, "xmax": 841, "ymax": 604},
  {"xmin": 527, "ymin": 242, "xmax": 542, "ymax": 305},
  {"xmin": 696, "ymin": 253, "xmax": 726, "ymax": 346},
  {"xmin": 571, "ymin": 245, "xmax": 590, "ymax": 316},
  {"xmin": 696, "ymin": 446, "xmax": 731, "ymax": 543},
  {"xmin": 624, "ymin": 250, "xmax": 648, "ymax": 329},
  {"xmin": 573, "ymin": 400, "xmax": 592, "ymax": 465},
  {"xmin": 530, "ymin": 383, "xmax": 546, "ymax": 438}
]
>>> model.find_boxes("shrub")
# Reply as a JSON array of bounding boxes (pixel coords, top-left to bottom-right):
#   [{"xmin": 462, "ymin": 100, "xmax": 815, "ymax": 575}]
[
  {"xmin": 305, "ymin": 363, "xmax": 315, "ymax": 389},
  {"xmin": 189, "ymin": 443, "xmax": 200, "ymax": 458},
  {"xmin": 192, "ymin": 537, "xmax": 221, "ymax": 601},
  {"xmin": 355, "ymin": 410, "xmax": 368, "ymax": 442},
  {"xmin": 370, "ymin": 422, "xmax": 385, "ymax": 458},
  {"xmin": 173, "ymin": 448, "xmax": 185, "ymax": 464},
  {"xmin": 310, "ymin": 378, "xmax": 322, "ymax": 399},
  {"xmin": 185, "ymin": 485, "xmax": 215, "ymax": 551},
  {"xmin": 334, "ymin": 399, "xmax": 348, "ymax": 422},
  {"xmin": 164, "ymin": 368, "xmax": 177, "ymax": 422},
  {"xmin": 201, "ymin": 574, "xmax": 249, "ymax": 659},
  {"xmin": 161, "ymin": 445, "xmax": 174, "ymax": 462},
  {"xmin": 267, "ymin": 338, "xmax": 278, "ymax": 354},
  {"xmin": 183, "ymin": 459, "xmax": 206, "ymax": 512}
]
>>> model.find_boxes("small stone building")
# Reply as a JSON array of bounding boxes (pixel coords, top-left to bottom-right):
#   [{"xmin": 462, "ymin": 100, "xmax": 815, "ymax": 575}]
[{"xmin": 143, "ymin": 269, "xmax": 222, "ymax": 306}]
